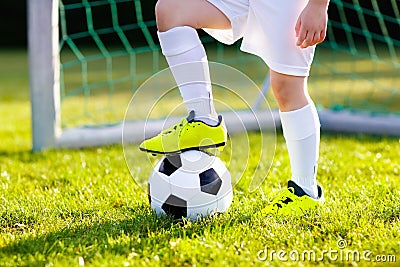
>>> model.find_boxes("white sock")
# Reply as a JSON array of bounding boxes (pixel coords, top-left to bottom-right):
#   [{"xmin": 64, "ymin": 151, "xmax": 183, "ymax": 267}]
[
  {"xmin": 279, "ymin": 103, "xmax": 320, "ymax": 199},
  {"xmin": 157, "ymin": 26, "xmax": 218, "ymax": 125}
]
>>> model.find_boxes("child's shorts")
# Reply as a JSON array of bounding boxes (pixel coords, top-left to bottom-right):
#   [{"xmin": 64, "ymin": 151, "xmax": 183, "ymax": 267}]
[{"xmin": 204, "ymin": 0, "xmax": 316, "ymax": 77}]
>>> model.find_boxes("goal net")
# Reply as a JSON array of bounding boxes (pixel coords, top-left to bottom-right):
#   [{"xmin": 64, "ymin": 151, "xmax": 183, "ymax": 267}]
[{"xmin": 28, "ymin": 0, "xmax": 400, "ymax": 150}]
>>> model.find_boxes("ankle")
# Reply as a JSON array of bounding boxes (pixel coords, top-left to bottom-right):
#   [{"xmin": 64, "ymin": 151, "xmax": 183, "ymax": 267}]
[{"xmin": 185, "ymin": 98, "xmax": 218, "ymax": 126}]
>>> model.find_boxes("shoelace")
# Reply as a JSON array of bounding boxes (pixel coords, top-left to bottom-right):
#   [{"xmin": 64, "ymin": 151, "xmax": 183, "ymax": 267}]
[
  {"xmin": 271, "ymin": 188, "xmax": 296, "ymax": 208},
  {"xmin": 162, "ymin": 119, "xmax": 185, "ymax": 136}
]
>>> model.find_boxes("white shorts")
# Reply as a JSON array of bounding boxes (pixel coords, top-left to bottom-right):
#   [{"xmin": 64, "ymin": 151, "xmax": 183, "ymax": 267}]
[{"xmin": 204, "ymin": 0, "xmax": 315, "ymax": 77}]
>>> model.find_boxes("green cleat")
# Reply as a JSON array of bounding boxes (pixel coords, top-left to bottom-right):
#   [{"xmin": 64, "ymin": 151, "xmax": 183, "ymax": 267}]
[
  {"xmin": 260, "ymin": 181, "xmax": 325, "ymax": 216},
  {"xmin": 139, "ymin": 111, "xmax": 227, "ymax": 155}
]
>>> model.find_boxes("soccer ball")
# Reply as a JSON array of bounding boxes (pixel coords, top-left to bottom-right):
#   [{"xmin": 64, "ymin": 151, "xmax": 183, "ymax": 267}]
[{"xmin": 148, "ymin": 150, "xmax": 233, "ymax": 220}]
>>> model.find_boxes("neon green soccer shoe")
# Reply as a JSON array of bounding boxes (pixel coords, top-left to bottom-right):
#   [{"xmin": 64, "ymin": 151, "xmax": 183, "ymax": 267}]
[
  {"xmin": 260, "ymin": 181, "xmax": 325, "ymax": 216},
  {"xmin": 139, "ymin": 111, "xmax": 227, "ymax": 155}
]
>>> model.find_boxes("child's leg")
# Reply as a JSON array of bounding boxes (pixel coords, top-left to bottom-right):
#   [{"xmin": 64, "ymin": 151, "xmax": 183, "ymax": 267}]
[
  {"xmin": 155, "ymin": 0, "xmax": 231, "ymax": 32},
  {"xmin": 155, "ymin": 0, "xmax": 230, "ymax": 125},
  {"xmin": 270, "ymin": 70, "xmax": 320, "ymax": 199}
]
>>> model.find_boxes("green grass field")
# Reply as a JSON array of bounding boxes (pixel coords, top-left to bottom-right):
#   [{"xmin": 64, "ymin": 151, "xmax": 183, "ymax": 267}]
[{"xmin": 0, "ymin": 49, "xmax": 399, "ymax": 266}]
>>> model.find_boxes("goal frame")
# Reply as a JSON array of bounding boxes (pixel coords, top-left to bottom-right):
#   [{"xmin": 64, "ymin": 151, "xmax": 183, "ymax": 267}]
[
  {"xmin": 28, "ymin": 0, "xmax": 61, "ymax": 150},
  {"xmin": 28, "ymin": 0, "xmax": 279, "ymax": 151},
  {"xmin": 28, "ymin": 0, "xmax": 400, "ymax": 151}
]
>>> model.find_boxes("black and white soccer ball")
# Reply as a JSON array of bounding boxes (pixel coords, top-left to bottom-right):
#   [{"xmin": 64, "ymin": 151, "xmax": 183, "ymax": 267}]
[{"xmin": 148, "ymin": 150, "xmax": 233, "ymax": 220}]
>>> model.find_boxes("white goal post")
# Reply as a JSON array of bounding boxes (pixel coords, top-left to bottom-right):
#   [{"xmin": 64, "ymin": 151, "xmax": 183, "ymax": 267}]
[
  {"xmin": 28, "ymin": 0, "xmax": 400, "ymax": 151},
  {"xmin": 28, "ymin": 0, "xmax": 61, "ymax": 150}
]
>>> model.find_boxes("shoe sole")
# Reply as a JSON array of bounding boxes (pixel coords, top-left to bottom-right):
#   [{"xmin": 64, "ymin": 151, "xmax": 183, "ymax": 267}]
[{"xmin": 139, "ymin": 142, "xmax": 226, "ymax": 155}]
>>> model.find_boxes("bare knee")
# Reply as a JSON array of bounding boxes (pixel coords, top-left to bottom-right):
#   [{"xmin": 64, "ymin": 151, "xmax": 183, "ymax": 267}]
[
  {"xmin": 270, "ymin": 71, "xmax": 309, "ymax": 111},
  {"xmin": 271, "ymin": 79, "xmax": 293, "ymax": 110},
  {"xmin": 156, "ymin": 0, "xmax": 199, "ymax": 31},
  {"xmin": 155, "ymin": 0, "xmax": 180, "ymax": 31},
  {"xmin": 156, "ymin": 0, "xmax": 231, "ymax": 32}
]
